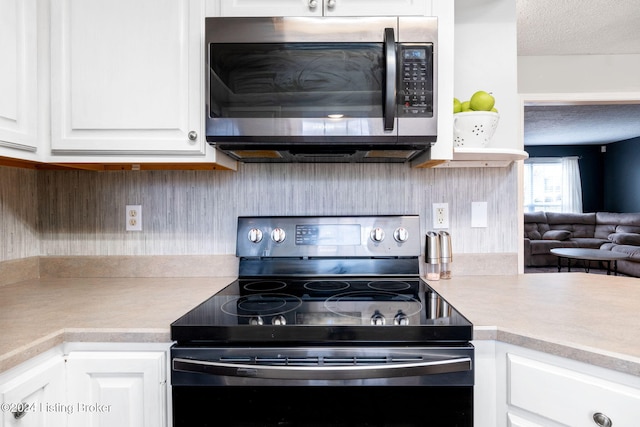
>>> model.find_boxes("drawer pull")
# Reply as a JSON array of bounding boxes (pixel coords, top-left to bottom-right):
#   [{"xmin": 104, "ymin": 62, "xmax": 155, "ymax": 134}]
[
  {"xmin": 13, "ymin": 409, "xmax": 27, "ymax": 420},
  {"xmin": 593, "ymin": 412, "xmax": 612, "ymax": 427}
]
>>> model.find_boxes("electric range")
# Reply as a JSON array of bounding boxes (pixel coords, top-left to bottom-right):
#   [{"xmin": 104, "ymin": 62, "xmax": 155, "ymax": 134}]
[{"xmin": 170, "ymin": 215, "xmax": 474, "ymax": 427}]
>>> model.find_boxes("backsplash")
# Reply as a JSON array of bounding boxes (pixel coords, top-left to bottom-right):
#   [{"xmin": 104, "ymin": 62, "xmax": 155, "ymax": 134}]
[
  {"xmin": 1, "ymin": 163, "xmax": 519, "ymax": 272},
  {"xmin": 0, "ymin": 167, "xmax": 39, "ymax": 260}
]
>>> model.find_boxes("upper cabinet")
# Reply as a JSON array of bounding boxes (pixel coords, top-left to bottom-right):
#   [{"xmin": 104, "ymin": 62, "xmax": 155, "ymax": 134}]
[
  {"xmin": 50, "ymin": 0, "xmax": 204, "ymax": 156},
  {"xmin": 210, "ymin": 0, "xmax": 430, "ymax": 17},
  {"xmin": 0, "ymin": 0, "xmax": 40, "ymax": 159}
]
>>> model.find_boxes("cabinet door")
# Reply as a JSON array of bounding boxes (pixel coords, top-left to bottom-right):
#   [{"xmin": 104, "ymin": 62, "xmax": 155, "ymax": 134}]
[
  {"xmin": 214, "ymin": 0, "xmax": 429, "ymax": 17},
  {"xmin": 324, "ymin": 0, "xmax": 429, "ymax": 16},
  {"xmin": 216, "ymin": 0, "xmax": 322, "ymax": 16},
  {"xmin": 0, "ymin": 356, "xmax": 66, "ymax": 427},
  {"xmin": 50, "ymin": 0, "xmax": 205, "ymax": 156},
  {"xmin": 66, "ymin": 351, "xmax": 166, "ymax": 427},
  {"xmin": 0, "ymin": 0, "xmax": 39, "ymax": 155}
]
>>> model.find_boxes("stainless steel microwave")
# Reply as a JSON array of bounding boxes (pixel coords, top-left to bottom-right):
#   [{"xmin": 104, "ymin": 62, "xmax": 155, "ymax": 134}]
[{"xmin": 205, "ymin": 16, "xmax": 438, "ymax": 163}]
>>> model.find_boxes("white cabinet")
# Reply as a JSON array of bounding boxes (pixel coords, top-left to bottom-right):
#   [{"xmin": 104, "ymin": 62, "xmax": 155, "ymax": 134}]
[
  {"xmin": 0, "ymin": 347, "xmax": 168, "ymax": 427},
  {"xmin": 50, "ymin": 0, "xmax": 205, "ymax": 157},
  {"xmin": 322, "ymin": 0, "xmax": 429, "ymax": 16},
  {"xmin": 66, "ymin": 351, "xmax": 167, "ymax": 427},
  {"xmin": 211, "ymin": 0, "xmax": 429, "ymax": 17},
  {"xmin": 0, "ymin": 0, "xmax": 40, "ymax": 158},
  {"xmin": 496, "ymin": 343, "xmax": 640, "ymax": 427},
  {"xmin": 0, "ymin": 354, "xmax": 66, "ymax": 427}
]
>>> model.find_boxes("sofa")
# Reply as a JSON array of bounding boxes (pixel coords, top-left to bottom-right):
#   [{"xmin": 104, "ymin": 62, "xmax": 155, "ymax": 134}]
[{"xmin": 524, "ymin": 211, "xmax": 640, "ymax": 277}]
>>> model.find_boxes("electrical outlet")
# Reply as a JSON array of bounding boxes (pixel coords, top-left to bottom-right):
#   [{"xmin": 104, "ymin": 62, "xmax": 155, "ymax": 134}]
[
  {"xmin": 433, "ymin": 203, "xmax": 449, "ymax": 229},
  {"xmin": 126, "ymin": 205, "xmax": 142, "ymax": 231}
]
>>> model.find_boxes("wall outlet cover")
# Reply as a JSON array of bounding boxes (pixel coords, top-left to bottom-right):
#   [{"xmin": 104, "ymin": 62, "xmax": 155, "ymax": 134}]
[
  {"xmin": 433, "ymin": 203, "xmax": 449, "ymax": 229},
  {"xmin": 126, "ymin": 205, "xmax": 142, "ymax": 231}
]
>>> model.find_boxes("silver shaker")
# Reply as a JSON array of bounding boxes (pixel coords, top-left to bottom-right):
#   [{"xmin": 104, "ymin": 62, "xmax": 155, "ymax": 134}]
[
  {"xmin": 439, "ymin": 231, "xmax": 452, "ymax": 279},
  {"xmin": 425, "ymin": 231, "xmax": 441, "ymax": 281}
]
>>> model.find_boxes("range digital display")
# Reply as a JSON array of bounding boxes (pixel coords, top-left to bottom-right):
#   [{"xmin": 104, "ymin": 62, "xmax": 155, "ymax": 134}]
[{"xmin": 296, "ymin": 224, "xmax": 361, "ymax": 246}]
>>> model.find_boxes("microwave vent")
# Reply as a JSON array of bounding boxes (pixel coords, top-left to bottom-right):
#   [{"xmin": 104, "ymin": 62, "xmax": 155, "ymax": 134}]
[
  {"xmin": 229, "ymin": 150, "xmax": 283, "ymax": 159},
  {"xmin": 366, "ymin": 150, "xmax": 418, "ymax": 159}
]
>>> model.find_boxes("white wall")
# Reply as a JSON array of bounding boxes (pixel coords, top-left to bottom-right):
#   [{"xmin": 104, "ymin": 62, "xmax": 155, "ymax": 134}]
[{"xmin": 519, "ymin": 54, "xmax": 640, "ymax": 93}]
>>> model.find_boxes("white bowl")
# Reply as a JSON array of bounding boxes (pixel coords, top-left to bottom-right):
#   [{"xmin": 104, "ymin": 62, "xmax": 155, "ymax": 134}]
[{"xmin": 453, "ymin": 111, "xmax": 499, "ymax": 148}]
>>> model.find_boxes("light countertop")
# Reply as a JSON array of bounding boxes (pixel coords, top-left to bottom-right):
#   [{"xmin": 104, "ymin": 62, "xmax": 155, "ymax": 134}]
[
  {"xmin": 429, "ymin": 273, "xmax": 640, "ymax": 376},
  {"xmin": 0, "ymin": 277, "xmax": 231, "ymax": 373},
  {"xmin": 1, "ymin": 273, "xmax": 639, "ymax": 376}
]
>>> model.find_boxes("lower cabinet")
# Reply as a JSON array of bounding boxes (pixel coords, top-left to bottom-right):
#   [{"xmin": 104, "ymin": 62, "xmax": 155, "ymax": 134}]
[
  {"xmin": 0, "ymin": 352, "xmax": 66, "ymax": 427},
  {"xmin": 497, "ymin": 343, "xmax": 640, "ymax": 427},
  {"xmin": 66, "ymin": 351, "xmax": 167, "ymax": 427},
  {"xmin": 0, "ymin": 345, "xmax": 168, "ymax": 427}
]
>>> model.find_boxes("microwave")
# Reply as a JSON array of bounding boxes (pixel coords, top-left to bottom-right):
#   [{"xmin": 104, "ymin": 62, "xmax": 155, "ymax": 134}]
[{"xmin": 205, "ymin": 16, "xmax": 438, "ymax": 163}]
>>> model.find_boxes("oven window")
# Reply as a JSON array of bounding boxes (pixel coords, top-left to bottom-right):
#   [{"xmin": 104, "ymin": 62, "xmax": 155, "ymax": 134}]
[
  {"xmin": 173, "ymin": 386, "xmax": 472, "ymax": 426},
  {"xmin": 209, "ymin": 43, "xmax": 384, "ymax": 119}
]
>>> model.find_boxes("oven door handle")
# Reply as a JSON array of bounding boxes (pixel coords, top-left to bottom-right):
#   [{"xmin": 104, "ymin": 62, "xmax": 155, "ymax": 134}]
[{"xmin": 173, "ymin": 356, "xmax": 471, "ymax": 380}]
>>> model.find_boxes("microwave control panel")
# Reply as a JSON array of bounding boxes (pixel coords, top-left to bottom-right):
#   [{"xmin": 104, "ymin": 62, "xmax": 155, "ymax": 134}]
[{"xmin": 398, "ymin": 44, "xmax": 433, "ymax": 117}]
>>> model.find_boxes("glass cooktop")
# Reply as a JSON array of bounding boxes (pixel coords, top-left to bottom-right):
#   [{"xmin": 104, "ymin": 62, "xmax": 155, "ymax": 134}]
[{"xmin": 171, "ymin": 278, "xmax": 472, "ymax": 345}]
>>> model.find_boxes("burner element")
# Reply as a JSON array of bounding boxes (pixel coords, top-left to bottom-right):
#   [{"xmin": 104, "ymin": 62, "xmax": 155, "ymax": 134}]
[
  {"xmin": 221, "ymin": 293, "xmax": 302, "ymax": 318},
  {"xmin": 243, "ymin": 281, "xmax": 287, "ymax": 292},
  {"xmin": 303, "ymin": 281, "xmax": 351, "ymax": 292},
  {"xmin": 323, "ymin": 290, "xmax": 423, "ymax": 325},
  {"xmin": 367, "ymin": 280, "xmax": 411, "ymax": 291}
]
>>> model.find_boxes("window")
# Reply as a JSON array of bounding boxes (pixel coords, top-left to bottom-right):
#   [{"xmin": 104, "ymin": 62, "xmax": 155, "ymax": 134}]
[{"xmin": 524, "ymin": 157, "xmax": 583, "ymax": 213}]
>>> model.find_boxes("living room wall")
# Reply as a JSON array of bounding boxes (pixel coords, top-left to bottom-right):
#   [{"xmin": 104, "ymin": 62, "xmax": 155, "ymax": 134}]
[
  {"xmin": 524, "ymin": 145, "xmax": 604, "ymax": 213},
  {"xmin": 525, "ymin": 137, "xmax": 640, "ymax": 214},
  {"xmin": 603, "ymin": 137, "xmax": 640, "ymax": 212}
]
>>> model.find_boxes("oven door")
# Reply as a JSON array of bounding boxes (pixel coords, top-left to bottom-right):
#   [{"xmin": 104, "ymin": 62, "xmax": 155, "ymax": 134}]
[{"xmin": 171, "ymin": 345, "xmax": 473, "ymax": 427}]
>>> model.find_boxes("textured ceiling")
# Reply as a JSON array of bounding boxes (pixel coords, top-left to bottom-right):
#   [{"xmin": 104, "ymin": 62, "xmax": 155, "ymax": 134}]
[
  {"xmin": 525, "ymin": 103, "xmax": 640, "ymax": 145},
  {"xmin": 517, "ymin": 0, "xmax": 640, "ymax": 56},
  {"xmin": 517, "ymin": 0, "xmax": 640, "ymax": 146}
]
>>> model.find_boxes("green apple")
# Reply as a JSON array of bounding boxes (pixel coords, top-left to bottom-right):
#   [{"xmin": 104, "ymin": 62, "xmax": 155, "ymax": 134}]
[
  {"xmin": 453, "ymin": 98, "xmax": 462, "ymax": 113},
  {"xmin": 461, "ymin": 101, "xmax": 472, "ymax": 112},
  {"xmin": 469, "ymin": 90, "xmax": 495, "ymax": 111},
  {"xmin": 491, "ymin": 107, "xmax": 498, "ymax": 113}
]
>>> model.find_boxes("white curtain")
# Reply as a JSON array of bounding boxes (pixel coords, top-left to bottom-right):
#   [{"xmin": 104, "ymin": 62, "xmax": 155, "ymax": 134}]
[{"xmin": 561, "ymin": 157, "xmax": 583, "ymax": 213}]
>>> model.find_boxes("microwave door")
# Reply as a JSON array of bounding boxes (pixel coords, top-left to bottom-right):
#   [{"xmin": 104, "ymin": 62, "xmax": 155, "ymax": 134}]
[{"xmin": 206, "ymin": 17, "xmax": 399, "ymax": 140}]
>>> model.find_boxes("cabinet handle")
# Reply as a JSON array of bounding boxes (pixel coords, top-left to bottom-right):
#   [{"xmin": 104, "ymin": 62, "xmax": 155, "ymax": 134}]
[
  {"xmin": 308, "ymin": 0, "xmax": 317, "ymax": 9},
  {"xmin": 326, "ymin": 0, "xmax": 336, "ymax": 8},
  {"xmin": 593, "ymin": 412, "xmax": 612, "ymax": 427},
  {"xmin": 13, "ymin": 409, "xmax": 27, "ymax": 420},
  {"xmin": 188, "ymin": 131, "xmax": 198, "ymax": 141}
]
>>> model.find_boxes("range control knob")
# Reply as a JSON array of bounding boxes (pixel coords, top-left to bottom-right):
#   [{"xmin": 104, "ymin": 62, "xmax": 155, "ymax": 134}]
[
  {"xmin": 370, "ymin": 311, "xmax": 386, "ymax": 326},
  {"xmin": 249, "ymin": 316, "xmax": 264, "ymax": 326},
  {"xmin": 394, "ymin": 311, "xmax": 410, "ymax": 325},
  {"xmin": 370, "ymin": 227, "xmax": 385, "ymax": 242},
  {"xmin": 393, "ymin": 227, "xmax": 409, "ymax": 243},
  {"xmin": 248, "ymin": 228, "xmax": 263, "ymax": 243},
  {"xmin": 271, "ymin": 228, "xmax": 286, "ymax": 243},
  {"xmin": 271, "ymin": 315, "xmax": 287, "ymax": 326}
]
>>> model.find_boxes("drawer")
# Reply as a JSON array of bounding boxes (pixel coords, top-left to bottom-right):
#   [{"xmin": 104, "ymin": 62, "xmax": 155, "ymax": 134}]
[{"xmin": 508, "ymin": 354, "xmax": 640, "ymax": 426}]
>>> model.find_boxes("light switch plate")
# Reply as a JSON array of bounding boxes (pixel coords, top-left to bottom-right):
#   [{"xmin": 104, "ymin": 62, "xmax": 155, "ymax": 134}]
[{"xmin": 471, "ymin": 202, "xmax": 487, "ymax": 228}]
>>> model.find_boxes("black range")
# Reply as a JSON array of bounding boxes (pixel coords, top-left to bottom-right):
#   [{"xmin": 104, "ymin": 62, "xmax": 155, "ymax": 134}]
[{"xmin": 170, "ymin": 215, "xmax": 474, "ymax": 427}]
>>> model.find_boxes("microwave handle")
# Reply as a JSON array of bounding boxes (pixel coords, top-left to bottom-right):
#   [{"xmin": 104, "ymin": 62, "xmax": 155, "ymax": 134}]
[{"xmin": 383, "ymin": 27, "xmax": 396, "ymax": 131}]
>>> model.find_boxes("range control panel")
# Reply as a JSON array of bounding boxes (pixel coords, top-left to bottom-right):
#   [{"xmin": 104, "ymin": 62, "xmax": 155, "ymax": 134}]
[
  {"xmin": 398, "ymin": 44, "xmax": 433, "ymax": 117},
  {"xmin": 237, "ymin": 215, "xmax": 421, "ymax": 258}
]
